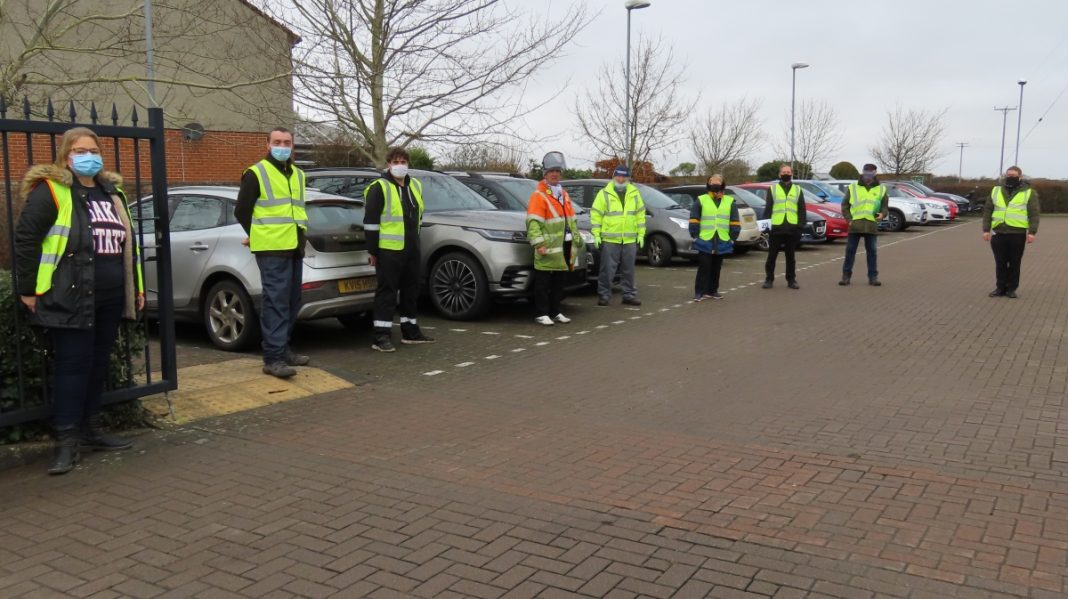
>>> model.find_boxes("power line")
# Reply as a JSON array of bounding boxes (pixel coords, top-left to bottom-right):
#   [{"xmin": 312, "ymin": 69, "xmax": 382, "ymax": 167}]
[{"xmin": 1022, "ymin": 78, "xmax": 1068, "ymax": 142}]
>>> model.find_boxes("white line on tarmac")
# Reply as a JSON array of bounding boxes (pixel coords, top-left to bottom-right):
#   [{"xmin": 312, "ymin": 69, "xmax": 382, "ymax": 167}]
[
  {"xmin": 612, "ymin": 320, "xmax": 625, "ymax": 324},
  {"xmin": 511, "ymin": 348, "xmax": 526, "ymax": 353},
  {"xmin": 455, "ymin": 362, "xmax": 475, "ymax": 368},
  {"xmin": 449, "ymin": 328, "xmax": 467, "ymax": 332},
  {"xmin": 556, "ymin": 336, "xmax": 571, "ymax": 340},
  {"xmin": 515, "ymin": 334, "xmax": 534, "ymax": 339},
  {"xmin": 481, "ymin": 331, "xmax": 500, "ymax": 335},
  {"xmin": 535, "ymin": 341, "xmax": 550, "ymax": 346},
  {"xmin": 423, "ymin": 370, "xmax": 444, "ymax": 376},
  {"xmin": 596, "ymin": 325, "xmax": 609, "ymax": 329},
  {"xmin": 576, "ymin": 330, "xmax": 590, "ymax": 335},
  {"xmin": 485, "ymin": 355, "xmax": 500, "ymax": 360}
]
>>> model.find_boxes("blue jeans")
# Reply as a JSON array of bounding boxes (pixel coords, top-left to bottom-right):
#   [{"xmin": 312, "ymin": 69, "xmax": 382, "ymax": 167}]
[
  {"xmin": 256, "ymin": 253, "xmax": 302, "ymax": 364},
  {"xmin": 842, "ymin": 233, "xmax": 878, "ymax": 280},
  {"xmin": 49, "ymin": 295, "xmax": 124, "ymax": 428}
]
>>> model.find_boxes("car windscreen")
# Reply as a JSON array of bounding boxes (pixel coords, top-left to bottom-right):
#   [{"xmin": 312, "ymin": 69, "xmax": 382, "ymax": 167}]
[
  {"xmin": 305, "ymin": 201, "xmax": 368, "ymax": 252},
  {"xmin": 418, "ymin": 172, "xmax": 497, "ymax": 212},
  {"xmin": 634, "ymin": 184, "xmax": 683, "ymax": 209},
  {"xmin": 728, "ymin": 186, "xmax": 766, "ymax": 213},
  {"xmin": 492, "ymin": 178, "xmax": 539, "ymax": 207}
]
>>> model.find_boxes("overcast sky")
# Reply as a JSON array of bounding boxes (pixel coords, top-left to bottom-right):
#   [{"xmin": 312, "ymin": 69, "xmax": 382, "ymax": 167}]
[{"xmin": 513, "ymin": 0, "xmax": 1068, "ymax": 179}]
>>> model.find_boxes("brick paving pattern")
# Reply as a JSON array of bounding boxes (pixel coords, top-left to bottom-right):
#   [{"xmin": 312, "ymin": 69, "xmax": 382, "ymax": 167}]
[{"xmin": 2, "ymin": 221, "xmax": 1067, "ymax": 598}]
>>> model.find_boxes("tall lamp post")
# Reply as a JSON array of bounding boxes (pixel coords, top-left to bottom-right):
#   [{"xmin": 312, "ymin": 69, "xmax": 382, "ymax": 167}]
[
  {"xmin": 790, "ymin": 62, "xmax": 809, "ymax": 173},
  {"xmin": 1014, "ymin": 79, "xmax": 1026, "ymax": 165},
  {"xmin": 624, "ymin": 0, "xmax": 651, "ymax": 171}
]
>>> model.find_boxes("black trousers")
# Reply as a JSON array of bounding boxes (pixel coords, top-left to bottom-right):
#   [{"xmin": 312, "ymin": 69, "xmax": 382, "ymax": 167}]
[
  {"xmin": 765, "ymin": 231, "xmax": 799, "ymax": 282},
  {"xmin": 694, "ymin": 253, "xmax": 723, "ymax": 296},
  {"xmin": 534, "ymin": 270, "xmax": 566, "ymax": 318},
  {"xmin": 49, "ymin": 295, "xmax": 124, "ymax": 428},
  {"xmin": 990, "ymin": 233, "xmax": 1026, "ymax": 292},
  {"xmin": 373, "ymin": 247, "xmax": 421, "ymax": 335}
]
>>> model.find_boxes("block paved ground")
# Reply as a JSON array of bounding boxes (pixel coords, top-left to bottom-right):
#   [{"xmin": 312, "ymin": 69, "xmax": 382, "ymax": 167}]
[{"xmin": 2, "ymin": 219, "xmax": 1068, "ymax": 598}]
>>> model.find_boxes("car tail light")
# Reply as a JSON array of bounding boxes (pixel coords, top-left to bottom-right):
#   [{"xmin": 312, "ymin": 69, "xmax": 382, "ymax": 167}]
[{"xmin": 301, "ymin": 281, "xmax": 325, "ymax": 291}]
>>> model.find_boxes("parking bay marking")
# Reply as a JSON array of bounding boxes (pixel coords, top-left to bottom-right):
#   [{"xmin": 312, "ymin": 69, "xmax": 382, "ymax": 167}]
[
  {"xmin": 485, "ymin": 355, "xmax": 501, "ymax": 360},
  {"xmin": 423, "ymin": 370, "xmax": 445, "ymax": 376},
  {"xmin": 455, "ymin": 362, "xmax": 475, "ymax": 368}
]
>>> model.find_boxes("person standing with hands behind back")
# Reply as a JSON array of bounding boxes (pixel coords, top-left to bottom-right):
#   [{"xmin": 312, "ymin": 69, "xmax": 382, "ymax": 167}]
[
  {"xmin": 839, "ymin": 163, "xmax": 888, "ymax": 286},
  {"xmin": 527, "ymin": 151, "xmax": 583, "ymax": 325},
  {"xmin": 762, "ymin": 164, "xmax": 807, "ymax": 289},
  {"xmin": 982, "ymin": 166, "xmax": 1039, "ymax": 298},
  {"xmin": 689, "ymin": 174, "xmax": 740, "ymax": 301}
]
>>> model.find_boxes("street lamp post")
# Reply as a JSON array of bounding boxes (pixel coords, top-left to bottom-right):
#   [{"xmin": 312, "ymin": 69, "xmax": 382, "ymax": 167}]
[
  {"xmin": 790, "ymin": 63, "xmax": 809, "ymax": 173},
  {"xmin": 624, "ymin": 0, "xmax": 650, "ymax": 171},
  {"xmin": 1014, "ymin": 79, "xmax": 1026, "ymax": 165}
]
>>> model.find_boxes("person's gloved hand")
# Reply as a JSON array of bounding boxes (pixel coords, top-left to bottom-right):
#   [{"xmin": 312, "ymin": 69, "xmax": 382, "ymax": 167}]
[{"xmin": 637, "ymin": 236, "xmax": 644, "ymax": 249}]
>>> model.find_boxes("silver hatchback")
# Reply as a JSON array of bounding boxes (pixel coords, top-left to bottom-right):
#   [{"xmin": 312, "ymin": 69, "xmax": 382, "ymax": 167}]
[{"xmin": 136, "ymin": 187, "xmax": 376, "ymax": 351}]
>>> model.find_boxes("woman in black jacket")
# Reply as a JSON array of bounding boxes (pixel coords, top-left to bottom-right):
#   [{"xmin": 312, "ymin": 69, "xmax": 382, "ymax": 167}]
[{"xmin": 14, "ymin": 126, "xmax": 144, "ymax": 475}]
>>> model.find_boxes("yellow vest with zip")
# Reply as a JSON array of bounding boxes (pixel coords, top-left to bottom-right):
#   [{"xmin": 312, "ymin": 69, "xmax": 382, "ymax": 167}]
[
  {"xmin": 990, "ymin": 186, "xmax": 1031, "ymax": 229},
  {"xmin": 246, "ymin": 160, "xmax": 308, "ymax": 251},
  {"xmin": 848, "ymin": 183, "xmax": 886, "ymax": 222},
  {"xmin": 364, "ymin": 177, "xmax": 424, "ymax": 251},
  {"xmin": 770, "ymin": 183, "xmax": 801, "ymax": 225},
  {"xmin": 35, "ymin": 180, "xmax": 144, "ymax": 295}
]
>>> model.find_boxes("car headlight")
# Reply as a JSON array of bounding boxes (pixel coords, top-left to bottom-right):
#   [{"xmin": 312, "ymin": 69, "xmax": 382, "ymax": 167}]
[
  {"xmin": 466, "ymin": 227, "xmax": 528, "ymax": 243},
  {"xmin": 668, "ymin": 217, "xmax": 690, "ymax": 230},
  {"xmin": 579, "ymin": 230, "xmax": 595, "ymax": 244},
  {"xmin": 924, "ymin": 202, "xmax": 941, "ymax": 210}
]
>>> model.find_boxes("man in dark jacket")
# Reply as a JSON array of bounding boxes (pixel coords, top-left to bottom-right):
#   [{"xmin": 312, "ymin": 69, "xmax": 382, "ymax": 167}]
[
  {"xmin": 840, "ymin": 164, "xmax": 889, "ymax": 286},
  {"xmin": 762, "ymin": 164, "xmax": 808, "ymax": 289},
  {"xmin": 982, "ymin": 166, "xmax": 1040, "ymax": 298}
]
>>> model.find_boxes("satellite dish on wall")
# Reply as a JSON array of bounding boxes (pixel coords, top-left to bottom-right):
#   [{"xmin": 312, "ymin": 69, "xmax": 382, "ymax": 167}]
[{"xmin": 182, "ymin": 122, "xmax": 205, "ymax": 141}]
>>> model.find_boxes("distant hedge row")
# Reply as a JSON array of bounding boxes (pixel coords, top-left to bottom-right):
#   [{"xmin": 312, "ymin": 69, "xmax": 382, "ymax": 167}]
[{"xmin": 929, "ymin": 179, "xmax": 1068, "ymax": 213}]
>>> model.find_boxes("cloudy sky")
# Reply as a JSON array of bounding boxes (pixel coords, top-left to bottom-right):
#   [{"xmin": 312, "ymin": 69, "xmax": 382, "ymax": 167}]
[{"xmin": 514, "ymin": 0, "xmax": 1067, "ymax": 179}]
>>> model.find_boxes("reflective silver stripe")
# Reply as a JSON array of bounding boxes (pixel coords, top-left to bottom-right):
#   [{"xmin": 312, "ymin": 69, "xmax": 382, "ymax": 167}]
[
  {"xmin": 538, "ymin": 191, "xmax": 561, "ymax": 219},
  {"xmin": 295, "ymin": 219, "xmax": 308, "ymax": 227},
  {"xmin": 529, "ymin": 236, "xmax": 546, "ymax": 245},
  {"xmin": 527, "ymin": 214, "xmax": 546, "ymax": 223},
  {"xmin": 591, "ymin": 208, "xmax": 604, "ymax": 216},
  {"xmin": 256, "ymin": 197, "xmax": 295, "ymax": 208},
  {"xmin": 544, "ymin": 216, "xmax": 567, "ymax": 224},
  {"xmin": 253, "ymin": 217, "xmax": 296, "ymax": 225},
  {"xmin": 254, "ymin": 163, "xmax": 276, "ymax": 202},
  {"xmin": 364, "ymin": 224, "xmax": 381, "ymax": 231},
  {"xmin": 399, "ymin": 317, "xmax": 416, "ymax": 324},
  {"xmin": 379, "ymin": 234, "xmax": 405, "ymax": 241},
  {"xmin": 373, "ymin": 320, "xmax": 393, "ymax": 328},
  {"xmin": 604, "ymin": 211, "xmax": 625, "ymax": 217},
  {"xmin": 544, "ymin": 247, "xmax": 564, "ymax": 254},
  {"xmin": 381, "ymin": 216, "xmax": 405, "ymax": 223},
  {"xmin": 39, "ymin": 253, "xmax": 61, "ymax": 266},
  {"xmin": 46, "ymin": 224, "xmax": 70, "ymax": 237},
  {"xmin": 601, "ymin": 232, "xmax": 629, "ymax": 238}
]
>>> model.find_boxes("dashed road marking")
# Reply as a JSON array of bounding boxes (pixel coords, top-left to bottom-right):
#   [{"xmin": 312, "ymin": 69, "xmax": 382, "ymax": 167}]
[
  {"xmin": 481, "ymin": 331, "xmax": 500, "ymax": 335},
  {"xmin": 612, "ymin": 320, "xmax": 625, "ymax": 324},
  {"xmin": 423, "ymin": 370, "xmax": 444, "ymax": 376},
  {"xmin": 596, "ymin": 325, "xmax": 609, "ymax": 329},
  {"xmin": 556, "ymin": 335, "xmax": 571, "ymax": 340},
  {"xmin": 535, "ymin": 341, "xmax": 550, "ymax": 346},
  {"xmin": 449, "ymin": 328, "xmax": 467, "ymax": 333},
  {"xmin": 576, "ymin": 330, "xmax": 590, "ymax": 335},
  {"xmin": 485, "ymin": 355, "xmax": 500, "ymax": 360},
  {"xmin": 511, "ymin": 348, "xmax": 526, "ymax": 353},
  {"xmin": 455, "ymin": 362, "xmax": 475, "ymax": 368},
  {"xmin": 515, "ymin": 334, "xmax": 534, "ymax": 339}
]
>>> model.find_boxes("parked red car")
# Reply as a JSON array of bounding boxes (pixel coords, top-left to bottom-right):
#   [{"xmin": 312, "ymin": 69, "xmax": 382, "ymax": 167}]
[
  {"xmin": 737, "ymin": 183, "xmax": 849, "ymax": 240},
  {"xmin": 888, "ymin": 182, "xmax": 958, "ymax": 220}
]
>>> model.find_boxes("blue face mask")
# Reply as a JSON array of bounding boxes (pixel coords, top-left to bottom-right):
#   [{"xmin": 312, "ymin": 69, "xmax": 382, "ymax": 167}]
[
  {"xmin": 270, "ymin": 146, "xmax": 291, "ymax": 162},
  {"xmin": 70, "ymin": 153, "xmax": 104, "ymax": 177}
]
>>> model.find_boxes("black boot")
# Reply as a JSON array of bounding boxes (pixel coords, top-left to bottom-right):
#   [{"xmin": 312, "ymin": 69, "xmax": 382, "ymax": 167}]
[
  {"xmin": 81, "ymin": 414, "xmax": 133, "ymax": 451},
  {"xmin": 48, "ymin": 426, "xmax": 80, "ymax": 475},
  {"xmin": 401, "ymin": 323, "xmax": 435, "ymax": 344}
]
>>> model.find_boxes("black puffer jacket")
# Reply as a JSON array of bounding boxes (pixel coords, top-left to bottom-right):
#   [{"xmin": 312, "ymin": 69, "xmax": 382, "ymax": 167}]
[{"xmin": 14, "ymin": 164, "xmax": 140, "ymax": 329}]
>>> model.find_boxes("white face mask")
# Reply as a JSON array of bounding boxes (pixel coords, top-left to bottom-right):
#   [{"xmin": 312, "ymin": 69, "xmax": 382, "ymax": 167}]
[
  {"xmin": 549, "ymin": 184, "xmax": 563, "ymax": 197},
  {"xmin": 389, "ymin": 164, "xmax": 409, "ymax": 179}
]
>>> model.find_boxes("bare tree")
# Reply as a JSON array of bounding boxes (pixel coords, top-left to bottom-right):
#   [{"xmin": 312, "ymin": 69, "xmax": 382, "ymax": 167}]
[
  {"xmin": 689, "ymin": 98, "xmax": 763, "ymax": 175},
  {"xmin": 279, "ymin": 0, "xmax": 591, "ymax": 166},
  {"xmin": 574, "ymin": 36, "xmax": 696, "ymax": 168},
  {"xmin": 0, "ymin": 0, "xmax": 294, "ymax": 126},
  {"xmin": 870, "ymin": 105, "xmax": 948, "ymax": 175},
  {"xmin": 440, "ymin": 140, "xmax": 526, "ymax": 173},
  {"xmin": 773, "ymin": 99, "xmax": 842, "ymax": 177}
]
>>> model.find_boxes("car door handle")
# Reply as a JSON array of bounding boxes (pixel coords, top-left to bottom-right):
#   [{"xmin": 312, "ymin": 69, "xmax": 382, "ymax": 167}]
[{"xmin": 189, "ymin": 243, "xmax": 210, "ymax": 251}]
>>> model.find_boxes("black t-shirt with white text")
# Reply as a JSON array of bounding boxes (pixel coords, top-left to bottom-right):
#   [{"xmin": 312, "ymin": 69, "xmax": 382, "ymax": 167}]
[{"xmin": 75, "ymin": 182, "xmax": 127, "ymax": 294}]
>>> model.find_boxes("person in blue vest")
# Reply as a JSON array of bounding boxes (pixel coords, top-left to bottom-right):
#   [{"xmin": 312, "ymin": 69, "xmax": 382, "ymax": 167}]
[
  {"xmin": 839, "ymin": 164, "xmax": 888, "ymax": 286},
  {"xmin": 362, "ymin": 147, "xmax": 434, "ymax": 351},
  {"xmin": 688, "ymin": 174, "xmax": 740, "ymax": 301},
  {"xmin": 982, "ymin": 166, "xmax": 1040, "ymax": 298},
  {"xmin": 762, "ymin": 164, "xmax": 807, "ymax": 289},
  {"xmin": 15, "ymin": 127, "xmax": 144, "ymax": 474},
  {"xmin": 235, "ymin": 127, "xmax": 311, "ymax": 377}
]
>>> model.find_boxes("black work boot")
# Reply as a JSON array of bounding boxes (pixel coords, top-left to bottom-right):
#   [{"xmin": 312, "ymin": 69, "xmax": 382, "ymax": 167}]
[
  {"xmin": 838, "ymin": 275, "xmax": 851, "ymax": 286},
  {"xmin": 401, "ymin": 323, "xmax": 435, "ymax": 345},
  {"xmin": 82, "ymin": 414, "xmax": 133, "ymax": 452},
  {"xmin": 48, "ymin": 426, "xmax": 80, "ymax": 475}
]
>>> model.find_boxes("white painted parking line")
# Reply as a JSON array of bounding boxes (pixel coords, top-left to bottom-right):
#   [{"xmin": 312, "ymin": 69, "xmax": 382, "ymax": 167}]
[
  {"xmin": 511, "ymin": 348, "xmax": 526, "ymax": 353},
  {"xmin": 556, "ymin": 335, "xmax": 571, "ymax": 340},
  {"xmin": 481, "ymin": 331, "xmax": 500, "ymax": 335},
  {"xmin": 612, "ymin": 320, "xmax": 625, "ymax": 324},
  {"xmin": 576, "ymin": 330, "xmax": 590, "ymax": 335},
  {"xmin": 449, "ymin": 328, "xmax": 467, "ymax": 332},
  {"xmin": 672, "ymin": 304, "xmax": 682, "ymax": 308},
  {"xmin": 596, "ymin": 325, "xmax": 609, "ymax": 329},
  {"xmin": 485, "ymin": 355, "xmax": 500, "ymax": 360},
  {"xmin": 660, "ymin": 308, "xmax": 670, "ymax": 312},
  {"xmin": 630, "ymin": 316, "xmax": 641, "ymax": 320},
  {"xmin": 535, "ymin": 341, "xmax": 550, "ymax": 346},
  {"xmin": 423, "ymin": 370, "xmax": 444, "ymax": 376},
  {"xmin": 515, "ymin": 334, "xmax": 534, "ymax": 339},
  {"xmin": 422, "ymin": 326, "xmax": 437, "ymax": 330},
  {"xmin": 455, "ymin": 362, "xmax": 475, "ymax": 368}
]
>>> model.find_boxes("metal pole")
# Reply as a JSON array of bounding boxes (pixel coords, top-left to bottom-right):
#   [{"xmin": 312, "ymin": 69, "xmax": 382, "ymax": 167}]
[
  {"xmin": 956, "ymin": 142, "xmax": 968, "ymax": 181},
  {"xmin": 625, "ymin": 9, "xmax": 632, "ymax": 170},
  {"xmin": 790, "ymin": 68, "xmax": 796, "ymax": 172},
  {"xmin": 144, "ymin": 0, "xmax": 157, "ymax": 108},
  {"xmin": 994, "ymin": 106, "xmax": 1016, "ymax": 175},
  {"xmin": 1014, "ymin": 81, "xmax": 1025, "ymax": 165}
]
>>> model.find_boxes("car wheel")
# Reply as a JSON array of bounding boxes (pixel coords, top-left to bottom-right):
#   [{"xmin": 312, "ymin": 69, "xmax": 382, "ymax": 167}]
[
  {"xmin": 646, "ymin": 234, "xmax": 673, "ymax": 267},
  {"xmin": 886, "ymin": 209, "xmax": 905, "ymax": 232},
  {"xmin": 203, "ymin": 279, "xmax": 259, "ymax": 351},
  {"xmin": 429, "ymin": 251, "xmax": 490, "ymax": 320},
  {"xmin": 337, "ymin": 311, "xmax": 372, "ymax": 330},
  {"xmin": 757, "ymin": 233, "xmax": 770, "ymax": 251}
]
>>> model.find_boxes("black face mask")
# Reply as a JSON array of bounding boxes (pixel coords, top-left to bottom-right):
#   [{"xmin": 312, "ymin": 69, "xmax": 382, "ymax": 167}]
[
  {"xmin": 707, "ymin": 184, "xmax": 724, "ymax": 193},
  {"xmin": 779, "ymin": 175, "xmax": 792, "ymax": 184},
  {"xmin": 1005, "ymin": 176, "xmax": 1021, "ymax": 187}
]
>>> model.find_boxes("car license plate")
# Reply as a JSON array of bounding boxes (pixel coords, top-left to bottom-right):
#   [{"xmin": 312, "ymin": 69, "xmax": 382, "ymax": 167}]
[{"xmin": 338, "ymin": 277, "xmax": 376, "ymax": 294}]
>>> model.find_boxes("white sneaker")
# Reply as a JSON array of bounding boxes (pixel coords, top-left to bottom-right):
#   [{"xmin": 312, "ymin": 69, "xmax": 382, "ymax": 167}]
[
  {"xmin": 535, "ymin": 315, "xmax": 554, "ymax": 326},
  {"xmin": 553, "ymin": 313, "xmax": 571, "ymax": 324}
]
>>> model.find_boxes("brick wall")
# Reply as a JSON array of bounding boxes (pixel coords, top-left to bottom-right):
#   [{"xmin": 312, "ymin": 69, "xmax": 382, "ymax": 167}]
[{"xmin": 1, "ymin": 129, "xmax": 269, "ymax": 269}]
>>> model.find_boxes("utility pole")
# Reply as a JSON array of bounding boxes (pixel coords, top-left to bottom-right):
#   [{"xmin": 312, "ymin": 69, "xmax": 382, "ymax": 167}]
[
  {"xmin": 994, "ymin": 106, "xmax": 1016, "ymax": 176},
  {"xmin": 955, "ymin": 142, "xmax": 968, "ymax": 181},
  {"xmin": 1015, "ymin": 80, "xmax": 1026, "ymax": 165}
]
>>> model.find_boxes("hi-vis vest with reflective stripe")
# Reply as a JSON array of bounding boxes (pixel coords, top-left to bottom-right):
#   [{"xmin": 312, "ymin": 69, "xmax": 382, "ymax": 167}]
[
  {"xmin": 990, "ymin": 186, "xmax": 1031, "ymax": 229},
  {"xmin": 35, "ymin": 180, "xmax": 144, "ymax": 296},
  {"xmin": 697, "ymin": 194, "xmax": 733, "ymax": 242},
  {"xmin": 247, "ymin": 160, "xmax": 307, "ymax": 251},
  {"xmin": 591, "ymin": 183, "xmax": 645, "ymax": 244},
  {"xmin": 848, "ymin": 183, "xmax": 886, "ymax": 222},
  {"xmin": 770, "ymin": 183, "xmax": 801, "ymax": 225},
  {"xmin": 363, "ymin": 177, "xmax": 424, "ymax": 251}
]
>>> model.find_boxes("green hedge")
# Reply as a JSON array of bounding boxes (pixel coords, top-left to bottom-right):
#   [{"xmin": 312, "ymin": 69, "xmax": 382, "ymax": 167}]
[
  {"xmin": 0, "ymin": 269, "xmax": 146, "ymax": 443},
  {"xmin": 925, "ymin": 178, "xmax": 1068, "ymax": 213}
]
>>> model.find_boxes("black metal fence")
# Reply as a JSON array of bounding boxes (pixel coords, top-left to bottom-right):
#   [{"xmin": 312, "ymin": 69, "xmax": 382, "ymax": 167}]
[{"xmin": 0, "ymin": 98, "xmax": 177, "ymax": 427}]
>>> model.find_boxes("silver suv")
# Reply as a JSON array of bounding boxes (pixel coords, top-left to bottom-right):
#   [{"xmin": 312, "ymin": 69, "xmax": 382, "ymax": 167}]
[
  {"xmin": 137, "ymin": 187, "xmax": 376, "ymax": 351},
  {"xmin": 306, "ymin": 168, "xmax": 588, "ymax": 320}
]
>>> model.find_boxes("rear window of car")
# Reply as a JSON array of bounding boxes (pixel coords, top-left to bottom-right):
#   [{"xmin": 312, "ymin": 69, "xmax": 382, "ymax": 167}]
[{"xmin": 305, "ymin": 201, "xmax": 368, "ymax": 252}]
